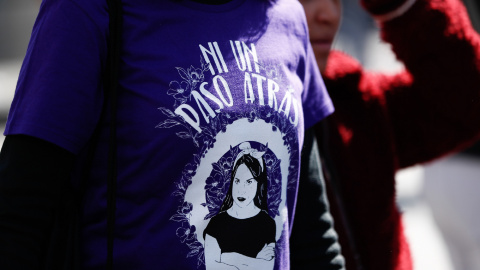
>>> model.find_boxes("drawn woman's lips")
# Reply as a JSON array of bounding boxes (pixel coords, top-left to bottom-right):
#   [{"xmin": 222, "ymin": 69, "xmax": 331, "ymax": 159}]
[{"xmin": 237, "ymin": 197, "xmax": 246, "ymax": 202}]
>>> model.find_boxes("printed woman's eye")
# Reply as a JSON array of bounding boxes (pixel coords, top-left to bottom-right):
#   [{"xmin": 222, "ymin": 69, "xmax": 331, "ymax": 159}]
[
  {"xmin": 234, "ymin": 178, "xmax": 240, "ymax": 184},
  {"xmin": 246, "ymin": 179, "xmax": 252, "ymax": 185}
]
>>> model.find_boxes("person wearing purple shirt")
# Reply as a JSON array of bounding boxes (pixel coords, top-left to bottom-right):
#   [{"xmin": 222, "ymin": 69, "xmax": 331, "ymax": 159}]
[{"xmin": 0, "ymin": 0, "xmax": 339, "ymax": 269}]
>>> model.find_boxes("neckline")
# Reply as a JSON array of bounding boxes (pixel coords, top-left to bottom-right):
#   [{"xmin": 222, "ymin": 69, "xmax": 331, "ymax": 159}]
[
  {"xmin": 226, "ymin": 208, "xmax": 262, "ymax": 220},
  {"xmin": 179, "ymin": 0, "xmax": 247, "ymax": 12},
  {"xmin": 191, "ymin": 0, "xmax": 233, "ymax": 5}
]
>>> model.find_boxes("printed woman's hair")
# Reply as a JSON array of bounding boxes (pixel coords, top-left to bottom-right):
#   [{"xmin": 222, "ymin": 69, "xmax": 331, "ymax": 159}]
[{"xmin": 220, "ymin": 153, "xmax": 268, "ymax": 212}]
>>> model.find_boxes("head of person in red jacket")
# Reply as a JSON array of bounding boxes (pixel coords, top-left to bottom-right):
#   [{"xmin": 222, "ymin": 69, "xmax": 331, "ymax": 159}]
[{"xmin": 300, "ymin": 0, "xmax": 341, "ymax": 73}]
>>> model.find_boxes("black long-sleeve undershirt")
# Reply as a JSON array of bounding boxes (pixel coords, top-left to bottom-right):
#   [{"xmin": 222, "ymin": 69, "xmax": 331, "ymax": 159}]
[
  {"xmin": 0, "ymin": 135, "xmax": 75, "ymax": 269},
  {"xmin": 290, "ymin": 128, "xmax": 346, "ymax": 269}
]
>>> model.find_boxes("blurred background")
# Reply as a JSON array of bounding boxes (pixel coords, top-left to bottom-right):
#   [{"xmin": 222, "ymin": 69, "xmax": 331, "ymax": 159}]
[
  {"xmin": 335, "ymin": 0, "xmax": 480, "ymax": 269},
  {"xmin": 0, "ymin": 0, "xmax": 40, "ymax": 145},
  {"xmin": 0, "ymin": 0, "xmax": 479, "ymax": 269}
]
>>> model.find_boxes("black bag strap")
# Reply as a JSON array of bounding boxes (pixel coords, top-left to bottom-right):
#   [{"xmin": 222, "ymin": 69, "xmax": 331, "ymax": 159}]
[
  {"xmin": 105, "ymin": 0, "xmax": 123, "ymax": 269},
  {"xmin": 42, "ymin": 1, "xmax": 122, "ymax": 269}
]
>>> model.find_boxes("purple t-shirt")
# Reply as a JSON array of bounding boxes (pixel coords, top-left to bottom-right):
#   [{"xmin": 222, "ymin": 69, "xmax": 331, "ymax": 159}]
[{"xmin": 5, "ymin": 0, "xmax": 334, "ymax": 269}]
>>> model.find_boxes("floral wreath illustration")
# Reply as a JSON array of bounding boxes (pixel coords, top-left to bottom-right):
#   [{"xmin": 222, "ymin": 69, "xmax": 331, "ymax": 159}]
[{"xmin": 157, "ymin": 56, "xmax": 299, "ymax": 267}]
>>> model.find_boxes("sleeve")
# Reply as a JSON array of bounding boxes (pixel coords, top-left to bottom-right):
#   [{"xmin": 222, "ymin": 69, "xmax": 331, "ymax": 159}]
[
  {"xmin": 380, "ymin": 0, "xmax": 480, "ymax": 167},
  {"xmin": 290, "ymin": 128, "xmax": 346, "ymax": 270},
  {"xmin": 324, "ymin": 0, "xmax": 480, "ymax": 169},
  {"xmin": 203, "ymin": 215, "xmax": 220, "ymax": 240},
  {"xmin": 0, "ymin": 135, "xmax": 75, "ymax": 269},
  {"xmin": 301, "ymin": 41, "xmax": 335, "ymax": 130},
  {"xmin": 4, "ymin": 0, "xmax": 109, "ymax": 154},
  {"xmin": 265, "ymin": 214, "xmax": 276, "ymax": 245}
]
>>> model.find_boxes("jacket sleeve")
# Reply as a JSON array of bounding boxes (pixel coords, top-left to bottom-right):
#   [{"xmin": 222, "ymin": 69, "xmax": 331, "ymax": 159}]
[
  {"xmin": 382, "ymin": 0, "xmax": 480, "ymax": 168},
  {"xmin": 324, "ymin": 0, "xmax": 480, "ymax": 169}
]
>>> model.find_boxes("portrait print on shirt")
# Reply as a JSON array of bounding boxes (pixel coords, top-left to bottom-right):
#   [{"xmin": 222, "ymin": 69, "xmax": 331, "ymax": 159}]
[
  {"xmin": 203, "ymin": 142, "xmax": 276, "ymax": 269},
  {"xmin": 158, "ymin": 40, "xmax": 303, "ymax": 268}
]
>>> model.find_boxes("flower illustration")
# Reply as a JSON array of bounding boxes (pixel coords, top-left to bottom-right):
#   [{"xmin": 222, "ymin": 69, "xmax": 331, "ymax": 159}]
[
  {"xmin": 218, "ymin": 156, "xmax": 234, "ymax": 175},
  {"xmin": 186, "ymin": 66, "xmax": 205, "ymax": 89},
  {"xmin": 178, "ymin": 201, "xmax": 193, "ymax": 215},
  {"xmin": 183, "ymin": 163, "xmax": 198, "ymax": 178},
  {"xmin": 264, "ymin": 153, "xmax": 275, "ymax": 168},
  {"xmin": 266, "ymin": 66, "xmax": 280, "ymax": 81},
  {"xmin": 176, "ymin": 223, "xmax": 197, "ymax": 243},
  {"xmin": 262, "ymin": 63, "xmax": 283, "ymax": 83},
  {"xmin": 167, "ymin": 81, "xmax": 191, "ymax": 105},
  {"xmin": 205, "ymin": 175, "xmax": 222, "ymax": 191}
]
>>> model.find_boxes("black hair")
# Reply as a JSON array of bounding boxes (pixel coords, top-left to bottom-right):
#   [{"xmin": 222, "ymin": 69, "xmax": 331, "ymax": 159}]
[{"xmin": 219, "ymin": 153, "xmax": 268, "ymax": 212}]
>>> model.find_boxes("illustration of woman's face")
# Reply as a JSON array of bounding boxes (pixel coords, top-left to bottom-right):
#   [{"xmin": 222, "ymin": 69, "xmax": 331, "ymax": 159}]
[{"xmin": 232, "ymin": 164, "xmax": 258, "ymax": 208}]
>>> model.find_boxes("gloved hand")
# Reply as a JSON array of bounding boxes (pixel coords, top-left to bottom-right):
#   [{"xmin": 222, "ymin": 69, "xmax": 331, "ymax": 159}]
[{"xmin": 361, "ymin": 0, "xmax": 408, "ymax": 15}]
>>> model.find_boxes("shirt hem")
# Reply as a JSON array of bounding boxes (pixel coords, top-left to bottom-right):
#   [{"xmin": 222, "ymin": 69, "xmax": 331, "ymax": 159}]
[{"xmin": 4, "ymin": 122, "xmax": 84, "ymax": 154}]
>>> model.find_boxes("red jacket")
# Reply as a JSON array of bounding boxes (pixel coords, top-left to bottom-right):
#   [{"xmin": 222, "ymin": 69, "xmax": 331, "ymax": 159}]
[{"xmin": 317, "ymin": 0, "xmax": 480, "ymax": 269}]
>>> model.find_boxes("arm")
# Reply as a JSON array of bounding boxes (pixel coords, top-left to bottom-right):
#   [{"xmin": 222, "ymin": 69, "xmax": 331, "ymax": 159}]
[
  {"xmin": 381, "ymin": 0, "xmax": 480, "ymax": 167},
  {"xmin": 221, "ymin": 243, "xmax": 275, "ymax": 270},
  {"xmin": 0, "ymin": 135, "xmax": 75, "ymax": 269},
  {"xmin": 204, "ymin": 234, "xmax": 239, "ymax": 270},
  {"xmin": 290, "ymin": 128, "xmax": 345, "ymax": 270},
  {"xmin": 204, "ymin": 233, "xmax": 274, "ymax": 270},
  {"xmin": 324, "ymin": 0, "xmax": 480, "ymax": 169}
]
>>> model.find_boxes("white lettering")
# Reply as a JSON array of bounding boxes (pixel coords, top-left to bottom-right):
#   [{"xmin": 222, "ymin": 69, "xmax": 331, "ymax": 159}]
[
  {"xmin": 251, "ymin": 74, "xmax": 266, "ymax": 106},
  {"xmin": 278, "ymin": 91, "xmax": 292, "ymax": 117},
  {"xmin": 289, "ymin": 97, "xmax": 299, "ymax": 126},
  {"xmin": 175, "ymin": 104, "xmax": 202, "ymax": 133},
  {"xmin": 267, "ymin": 79, "xmax": 279, "ymax": 111},
  {"xmin": 199, "ymin": 42, "xmax": 227, "ymax": 75},
  {"xmin": 200, "ymin": 82, "xmax": 224, "ymax": 113},
  {"xmin": 244, "ymin": 72, "xmax": 255, "ymax": 104},
  {"xmin": 213, "ymin": 75, "xmax": 233, "ymax": 107},
  {"xmin": 191, "ymin": 90, "xmax": 216, "ymax": 124},
  {"xmin": 242, "ymin": 42, "xmax": 260, "ymax": 73},
  {"xmin": 214, "ymin": 42, "xmax": 228, "ymax": 73},
  {"xmin": 231, "ymin": 40, "xmax": 246, "ymax": 71}
]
